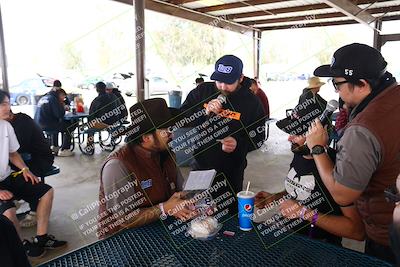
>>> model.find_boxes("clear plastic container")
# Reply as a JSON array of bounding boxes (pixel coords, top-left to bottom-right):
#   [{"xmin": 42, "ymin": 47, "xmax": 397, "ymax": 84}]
[{"xmin": 187, "ymin": 216, "xmax": 222, "ymax": 241}]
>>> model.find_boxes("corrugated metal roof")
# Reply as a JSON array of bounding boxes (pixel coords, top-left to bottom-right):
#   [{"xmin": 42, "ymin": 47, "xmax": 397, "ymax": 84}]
[
  {"xmin": 234, "ymin": 1, "xmax": 400, "ymax": 22},
  {"xmin": 113, "ymin": 0, "xmax": 400, "ymax": 33},
  {"xmin": 233, "ymin": 8, "xmax": 335, "ymax": 22},
  {"xmin": 183, "ymin": 0, "xmax": 241, "ymax": 10},
  {"xmin": 257, "ymin": 16, "xmax": 352, "ymax": 28},
  {"xmin": 208, "ymin": 0, "xmax": 310, "ymax": 16}
]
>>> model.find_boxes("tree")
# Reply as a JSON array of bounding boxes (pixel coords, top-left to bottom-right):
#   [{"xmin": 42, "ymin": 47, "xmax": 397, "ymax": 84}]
[
  {"xmin": 61, "ymin": 44, "xmax": 84, "ymax": 72},
  {"xmin": 151, "ymin": 18, "xmax": 226, "ymax": 68}
]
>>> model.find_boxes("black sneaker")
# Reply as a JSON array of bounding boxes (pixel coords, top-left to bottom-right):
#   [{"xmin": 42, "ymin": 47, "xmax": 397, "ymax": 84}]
[
  {"xmin": 23, "ymin": 239, "xmax": 46, "ymax": 258},
  {"xmin": 34, "ymin": 234, "xmax": 67, "ymax": 250}
]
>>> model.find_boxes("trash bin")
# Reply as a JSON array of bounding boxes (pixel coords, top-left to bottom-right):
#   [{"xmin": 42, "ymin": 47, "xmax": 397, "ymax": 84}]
[{"xmin": 168, "ymin": 90, "xmax": 182, "ymax": 108}]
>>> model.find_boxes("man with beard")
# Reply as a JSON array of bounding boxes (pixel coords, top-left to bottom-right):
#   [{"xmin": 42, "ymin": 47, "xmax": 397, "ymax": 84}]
[
  {"xmin": 97, "ymin": 99, "xmax": 195, "ymax": 239},
  {"xmin": 178, "ymin": 55, "xmax": 266, "ymax": 196}
]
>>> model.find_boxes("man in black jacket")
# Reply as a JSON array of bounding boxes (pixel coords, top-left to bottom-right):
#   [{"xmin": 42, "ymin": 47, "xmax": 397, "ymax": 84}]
[
  {"xmin": 105, "ymin": 82, "xmax": 128, "ymax": 122},
  {"xmin": 34, "ymin": 89, "xmax": 75, "ymax": 157},
  {"xmin": 89, "ymin": 82, "xmax": 125, "ymax": 126},
  {"xmin": 177, "ymin": 55, "xmax": 266, "ymax": 194},
  {"xmin": 86, "ymin": 82, "xmax": 126, "ymax": 153}
]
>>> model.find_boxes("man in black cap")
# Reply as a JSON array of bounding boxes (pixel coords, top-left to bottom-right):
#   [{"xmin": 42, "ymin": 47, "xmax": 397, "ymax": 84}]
[
  {"xmin": 52, "ymin": 80, "xmax": 62, "ymax": 90},
  {"xmin": 306, "ymin": 43, "xmax": 399, "ymax": 263},
  {"xmin": 178, "ymin": 55, "xmax": 266, "ymax": 195},
  {"xmin": 97, "ymin": 98, "xmax": 194, "ymax": 239},
  {"xmin": 195, "ymin": 77, "xmax": 204, "ymax": 87},
  {"xmin": 51, "ymin": 80, "xmax": 70, "ymax": 107}
]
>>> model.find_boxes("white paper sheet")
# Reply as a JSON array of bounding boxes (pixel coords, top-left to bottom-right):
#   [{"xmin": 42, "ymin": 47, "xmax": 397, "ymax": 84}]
[{"xmin": 183, "ymin": 169, "xmax": 217, "ymax": 191}]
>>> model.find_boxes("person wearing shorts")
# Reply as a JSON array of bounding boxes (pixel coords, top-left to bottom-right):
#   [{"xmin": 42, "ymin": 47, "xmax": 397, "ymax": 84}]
[{"xmin": 0, "ymin": 89, "xmax": 67, "ymax": 258}]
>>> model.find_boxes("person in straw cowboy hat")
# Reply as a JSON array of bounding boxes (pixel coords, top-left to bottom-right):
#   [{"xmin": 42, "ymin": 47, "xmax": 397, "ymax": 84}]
[{"xmin": 298, "ymin": 76, "xmax": 327, "ymax": 109}]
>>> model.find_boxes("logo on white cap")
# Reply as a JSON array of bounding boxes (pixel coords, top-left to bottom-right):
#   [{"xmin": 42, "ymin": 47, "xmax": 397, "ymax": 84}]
[{"xmin": 217, "ymin": 64, "xmax": 233, "ymax": 74}]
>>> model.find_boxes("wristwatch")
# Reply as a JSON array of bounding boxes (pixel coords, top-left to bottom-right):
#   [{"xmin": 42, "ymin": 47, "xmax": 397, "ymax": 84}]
[{"xmin": 311, "ymin": 145, "xmax": 326, "ymax": 156}]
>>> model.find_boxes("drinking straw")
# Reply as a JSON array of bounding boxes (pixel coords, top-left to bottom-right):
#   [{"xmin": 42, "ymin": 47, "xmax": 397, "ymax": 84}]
[{"xmin": 246, "ymin": 181, "xmax": 250, "ymax": 194}]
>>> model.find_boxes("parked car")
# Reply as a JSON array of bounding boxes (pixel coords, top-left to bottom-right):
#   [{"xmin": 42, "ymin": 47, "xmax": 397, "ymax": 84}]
[
  {"xmin": 10, "ymin": 92, "xmax": 32, "ymax": 106},
  {"xmin": 77, "ymin": 76, "xmax": 104, "ymax": 90},
  {"xmin": 109, "ymin": 72, "xmax": 133, "ymax": 91},
  {"xmin": 9, "ymin": 76, "xmax": 55, "ymax": 105},
  {"xmin": 149, "ymin": 76, "xmax": 174, "ymax": 95},
  {"xmin": 121, "ymin": 75, "xmax": 174, "ymax": 97}
]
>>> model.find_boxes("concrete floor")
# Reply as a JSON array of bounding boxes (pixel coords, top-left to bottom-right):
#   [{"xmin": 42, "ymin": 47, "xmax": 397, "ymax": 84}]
[{"xmin": 24, "ymin": 123, "xmax": 364, "ymax": 266}]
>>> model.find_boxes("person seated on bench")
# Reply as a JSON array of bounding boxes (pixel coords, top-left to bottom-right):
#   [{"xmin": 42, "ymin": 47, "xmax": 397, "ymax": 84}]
[
  {"xmin": 51, "ymin": 80, "xmax": 71, "ymax": 108},
  {"xmin": 7, "ymin": 111, "xmax": 54, "ymax": 177},
  {"xmin": 34, "ymin": 88, "xmax": 75, "ymax": 157},
  {"xmin": 255, "ymin": 134, "xmax": 365, "ymax": 245},
  {"xmin": 256, "ymin": 103, "xmax": 365, "ymax": 245},
  {"xmin": 105, "ymin": 82, "xmax": 128, "ymax": 122},
  {"xmin": 7, "ymin": 110, "xmax": 55, "ymax": 228},
  {"xmin": 97, "ymin": 98, "xmax": 195, "ymax": 239},
  {"xmin": 0, "ymin": 90, "xmax": 67, "ymax": 258},
  {"xmin": 86, "ymin": 82, "xmax": 126, "ymax": 153}
]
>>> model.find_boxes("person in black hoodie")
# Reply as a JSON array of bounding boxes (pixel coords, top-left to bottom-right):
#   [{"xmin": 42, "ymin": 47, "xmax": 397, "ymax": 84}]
[
  {"xmin": 89, "ymin": 82, "xmax": 124, "ymax": 125},
  {"xmin": 8, "ymin": 111, "xmax": 54, "ymax": 177},
  {"xmin": 105, "ymin": 82, "xmax": 128, "ymax": 122},
  {"xmin": 34, "ymin": 88, "xmax": 75, "ymax": 156},
  {"xmin": 178, "ymin": 55, "xmax": 266, "ymax": 196},
  {"xmin": 86, "ymin": 82, "xmax": 125, "ymax": 152}
]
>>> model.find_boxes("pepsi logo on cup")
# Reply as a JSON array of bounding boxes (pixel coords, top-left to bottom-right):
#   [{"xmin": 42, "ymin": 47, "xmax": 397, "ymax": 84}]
[{"xmin": 244, "ymin": 204, "xmax": 252, "ymax": 212}]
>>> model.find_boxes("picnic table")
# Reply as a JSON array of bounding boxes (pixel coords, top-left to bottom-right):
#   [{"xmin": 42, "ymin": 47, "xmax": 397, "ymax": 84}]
[
  {"xmin": 39, "ymin": 216, "xmax": 390, "ymax": 267},
  {"xmin": 64, "ymin": 112, "xmax": 89, "ymax": 120},
  {"xmin": 62, "ymin": 112, "xmax": 89, "ymax": 151}
]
